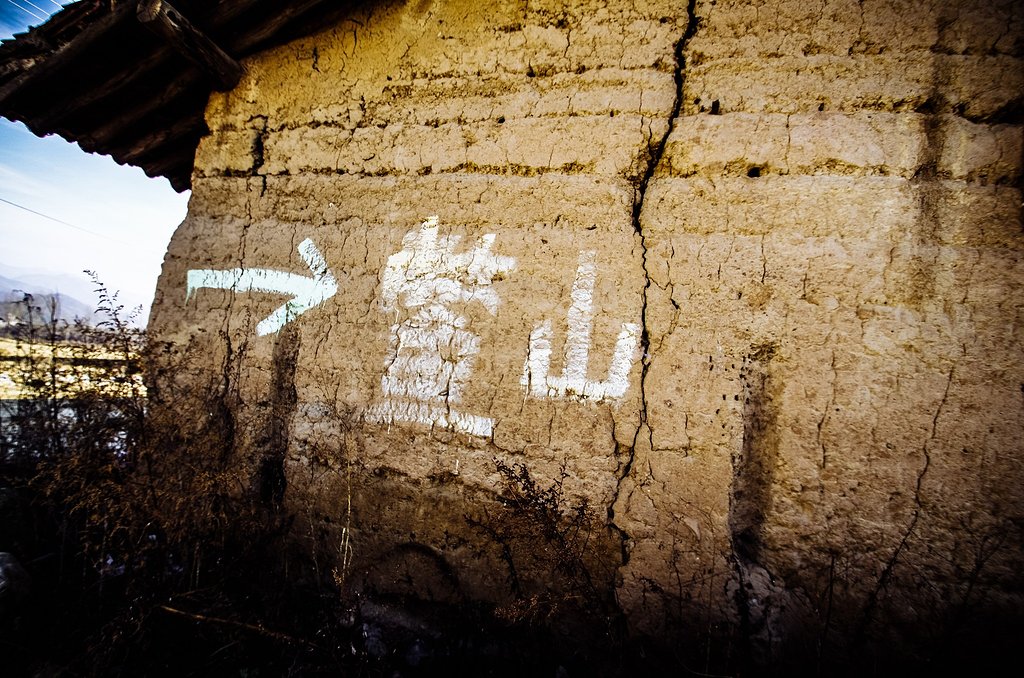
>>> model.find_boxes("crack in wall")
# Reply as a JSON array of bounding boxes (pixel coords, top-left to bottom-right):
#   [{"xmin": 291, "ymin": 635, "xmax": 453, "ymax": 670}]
[
  {"xmin": 250, "ymin": 115, "xmax": 269, "ymax": 196},
  {"xmin": 817, "ymin": 348, "xmax": 838, "ymax": 470},
  {"xmin": 609, "ymin": 0, "xmax": 700, "ymax": 561},
  {"xmin": 854, "ymin": 365, "xmax": 953, "ymax": 646},
  {"xmin": 164, "ymin": 0, "xmax": 1024, "ymax": 665}
]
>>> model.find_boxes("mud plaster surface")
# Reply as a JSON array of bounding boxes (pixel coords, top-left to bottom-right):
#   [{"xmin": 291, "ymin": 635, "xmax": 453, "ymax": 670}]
[{"xmin": 151, "ymin": 0, "xmax": 1024, "ymax": 653}]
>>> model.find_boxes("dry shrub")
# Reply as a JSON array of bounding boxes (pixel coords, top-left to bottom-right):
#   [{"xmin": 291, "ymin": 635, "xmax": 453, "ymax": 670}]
[
  {"xmin": 0, "ymin": 281, "xmax": 303, "ymax": 676},
  {"xmin": 470, "ymin": 458, "xmax": 623, "ymax": 645}
]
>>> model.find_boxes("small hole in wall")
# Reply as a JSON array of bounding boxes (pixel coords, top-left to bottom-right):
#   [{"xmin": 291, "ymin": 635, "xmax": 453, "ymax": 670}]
[
  {"xmin": 747, "ymin": 166, "xmax": 762, "ymax": 178},
  {"xmin": 497, "ymin": 116, "xmax": 505, "ymax": 124},
  {"xmin": 818, "ymin": 102, "xmax": 825, "ymax": 111},
  {"xmin": 710, "ymin": 100, "xmax": 720, "ymax": 115}
]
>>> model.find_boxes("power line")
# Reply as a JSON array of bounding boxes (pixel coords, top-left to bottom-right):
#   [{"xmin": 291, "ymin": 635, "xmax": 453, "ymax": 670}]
[
  {"xmin": 20, "ymin": 1, "xmax": 54, "ymax": 19},
  {"xmin": 0, "ymin": 195, "xmax": 120, "ymax": 242},
  {"xmin": 5, "ymin": 0, "xmax": 46, "ymax": 23}
]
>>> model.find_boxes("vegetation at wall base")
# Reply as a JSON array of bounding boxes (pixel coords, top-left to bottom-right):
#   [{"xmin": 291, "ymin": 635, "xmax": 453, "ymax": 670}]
[
  {"xmin": 0, "ymin": 285, "xmax": 621, "ymax": 677},
  {"xmin": 1, "ymin": 284, "xmax": 1021, "ymax": 677}
]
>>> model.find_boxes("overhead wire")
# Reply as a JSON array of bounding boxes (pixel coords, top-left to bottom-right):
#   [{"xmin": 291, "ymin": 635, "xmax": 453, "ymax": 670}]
[
  {"xmin": 0, "ymin": 195, "xmax": 123, "ymax": 242},
  {"xmin": 20, "ymin": 1, "xmax": 53, "ymax": 19},
  {"xmin": 5, "ymin": 0, "xmax": 45, "ymax": 23}
]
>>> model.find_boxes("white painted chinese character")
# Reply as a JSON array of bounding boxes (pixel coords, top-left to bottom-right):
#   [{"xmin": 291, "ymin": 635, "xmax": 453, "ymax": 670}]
[
  {"xmin": 365, "ymin": 216, "xmax": 516, "ymax": 437},
  {"xmin": 521, "ymin": 251, "xmax": 640, "ymax": 402}
]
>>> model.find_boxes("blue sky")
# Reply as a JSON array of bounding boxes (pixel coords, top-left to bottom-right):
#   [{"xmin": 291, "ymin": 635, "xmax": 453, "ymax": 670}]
[
  {"xmin": 1, "ymin": 1, "xmax": 67, "ymax": 33},
  {"xmin": 0, "ymin": 1, "xmax": 190, "ymax": 320}
]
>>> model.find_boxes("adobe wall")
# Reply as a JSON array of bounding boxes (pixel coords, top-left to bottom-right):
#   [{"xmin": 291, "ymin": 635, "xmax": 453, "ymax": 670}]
[{"xmin": 149, "ymin": 0, "xmax": 1024, "ymax": 663}]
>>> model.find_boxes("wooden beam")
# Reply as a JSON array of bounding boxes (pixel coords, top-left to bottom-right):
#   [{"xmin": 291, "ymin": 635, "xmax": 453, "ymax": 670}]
[
  {"xmin": 81, "ymin": 69, "xmax": 202, "ymax": 149},
  {"xmin": 136, "ymin": 0, "xmax": 243, "ymax": 92},
  {"xmin": 117, "ymin": 114, "xmax": 207, "ymax": 165},
  {"xmin": 30, "ymin": 43, "xmax": 173, "ymax": 130},
  {"xmin": 0, "ymin": 4, "xmax": 135, "ymax": 107},
  {"xmin": 143, "ymin": 151, "xmax": 195, "ymax": 192},
  {"xmin": 30, "ymin": 0, "xmax": 272, "ymax": 130},
  {"xmin": 229, "ymin": 0, "xmax": 342, "ymax": 55}
]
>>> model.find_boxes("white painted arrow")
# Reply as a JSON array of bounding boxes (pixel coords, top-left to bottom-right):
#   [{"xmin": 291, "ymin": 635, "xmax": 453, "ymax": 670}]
[{"xmin": 186, "ymin": 238, "xmax": 338, "ymax": 336}]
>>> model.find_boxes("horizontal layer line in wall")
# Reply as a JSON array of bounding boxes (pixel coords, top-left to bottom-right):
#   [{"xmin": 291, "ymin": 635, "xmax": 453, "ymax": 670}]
[
  {"xmin": 641, "ymin": 176, "xmax": 1022, "ymax": 248},
  {"xmin": 195, "ymin": 163, "xmax": 607, "ymax": 181},
  {"xmin": 196, "ymin": 113, "xmax": 663, "ymax": 179},
  {"xmin": 681, "ymin": 54, "xmax": 1023, "ymax": 121},
  {"xmin": 204, "ymin": 68, "xmax": 678, "ymax": 133},
  {"xmin": 658, "ymin": 112, "xmax": 1021, "ymax": 184}
]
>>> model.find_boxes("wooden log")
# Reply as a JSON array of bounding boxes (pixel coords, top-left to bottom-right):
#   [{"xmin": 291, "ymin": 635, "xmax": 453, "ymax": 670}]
[
  {"xmin": 82, "ymin": 69, "xmax": 202, "ymax": 149},
  {"xmin": 228, "ymin": 0, "xmax": 341, "ymax": 53},
  {"xmin": 31, "ymin": 0, "xmax": 271, "ymax": 129},
  {"xmin": 117, "ymin": 114, "xmax": 207, "ymax": 165},
  {"xmin": 136, "ymin": 0, "xmax": 243, "ymax": 92},
  {"xmin": 31, "ymin": 43, "xmax": 172, "ymax": 129},
  {"xmin": 144, "ymin": 150, "xmax": 197, "ymax": 192},
  {"xmin": 0, "ymin": 4, "xmax": 135, "ymax": 106}
]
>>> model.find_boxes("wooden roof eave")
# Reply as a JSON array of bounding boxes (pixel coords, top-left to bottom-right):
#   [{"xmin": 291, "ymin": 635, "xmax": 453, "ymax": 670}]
[{"xmin": 0, "ymin": 0, "xmax": 353, "ymax": 193}]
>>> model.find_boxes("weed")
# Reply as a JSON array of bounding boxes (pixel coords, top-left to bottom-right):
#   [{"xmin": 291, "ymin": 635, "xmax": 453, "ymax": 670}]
[
  {"xmin": 468, "ymin": 458, "xmax": 624, "ymax": 651},
  {"xmin": 0, "ymin": 278, "xmax": 324, "ymax": 676}
]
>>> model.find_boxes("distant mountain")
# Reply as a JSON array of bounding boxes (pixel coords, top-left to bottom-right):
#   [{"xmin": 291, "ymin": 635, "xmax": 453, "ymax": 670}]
[
  {"xmin": 0, "ymin": 263, "xmax": 99, "ymax": 302},
  {"xmin": 0, "ymin": 272, "xmax": 97, "ymax": 326},
  {"xmin": 0, "ymin": 263, "xmax": 151, "ymax": 328}
]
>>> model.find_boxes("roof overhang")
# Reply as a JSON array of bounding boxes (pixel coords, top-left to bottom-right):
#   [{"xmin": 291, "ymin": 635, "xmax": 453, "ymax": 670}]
[{"xmin": 0, "ymin": 0, "xmax": 355, "ymax": 192}]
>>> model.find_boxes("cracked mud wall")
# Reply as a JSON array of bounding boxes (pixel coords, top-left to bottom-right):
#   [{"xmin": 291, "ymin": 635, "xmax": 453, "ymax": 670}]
[
  {"xmin": 152, "ymin": 0, "xmax": 674, "ymax": 620},
  {"xmin": 149, "ymin": 0, "xmax": 1024, "ymax": 664},
  {"xmin": 618, "ymin": 0, "xmax": 1024, "ymax": 664}
]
